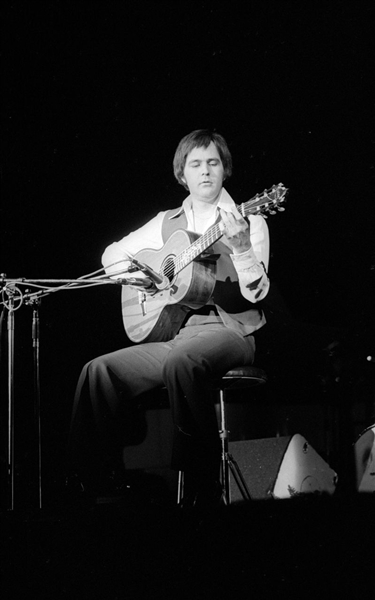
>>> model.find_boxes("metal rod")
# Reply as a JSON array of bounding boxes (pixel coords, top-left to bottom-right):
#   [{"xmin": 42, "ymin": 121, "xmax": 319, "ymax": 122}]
[
  {"xmin": 7, "ymin": 301, "xmax": 15, "ymax": 510},
  {"xmin": 1, "ymin": 276, "xmax": 122, "ymax": 285},
  {"xmin": 219, "ymin": 389, "xmax": 230, "ymax": 505},
  {"xmin": 177, "ymin": 471, "xmax": 184, "ymax": 505},
  {"xmin": 32, "ymin": 305, "xmax": 42, "ymax": 509}
]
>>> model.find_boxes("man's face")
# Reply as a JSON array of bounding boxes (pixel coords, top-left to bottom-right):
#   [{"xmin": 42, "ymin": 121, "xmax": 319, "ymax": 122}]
[{"xmin": 182, "ymin": 142, "xmax": 224, "ymax": 203}]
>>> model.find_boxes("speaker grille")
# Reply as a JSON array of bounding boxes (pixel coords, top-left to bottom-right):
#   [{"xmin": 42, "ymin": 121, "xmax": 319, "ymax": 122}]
[{"xmin": 229, "ymin": 435, "xmax": 337, "ymax": 502}]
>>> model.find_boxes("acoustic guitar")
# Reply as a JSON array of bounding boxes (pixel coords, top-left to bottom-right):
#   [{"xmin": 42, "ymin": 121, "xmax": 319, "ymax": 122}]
[{"xmin": 121, "ymin": 183, "xmax": 288, "ymax": 343}]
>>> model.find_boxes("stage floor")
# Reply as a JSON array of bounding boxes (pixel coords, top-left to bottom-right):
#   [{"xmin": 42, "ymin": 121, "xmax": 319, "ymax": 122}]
[{"xmin": 2, "ymin": 493, "xmax": 373, "ymax": 599}]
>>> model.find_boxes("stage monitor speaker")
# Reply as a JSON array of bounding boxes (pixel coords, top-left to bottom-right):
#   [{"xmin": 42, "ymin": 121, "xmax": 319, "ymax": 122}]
[
  {"xmin": 228, "ymin": 434, "xmax": 337, "ymax": 502},
  {"xmin": 354, "ymin": 425, "xmax": 375, "ymax": 493}
]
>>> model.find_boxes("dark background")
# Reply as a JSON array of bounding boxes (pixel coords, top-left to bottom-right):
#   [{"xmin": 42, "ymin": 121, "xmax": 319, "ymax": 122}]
[{"xmin": 1, "ymin": 2, "xmax": 374, "ymax": 502}]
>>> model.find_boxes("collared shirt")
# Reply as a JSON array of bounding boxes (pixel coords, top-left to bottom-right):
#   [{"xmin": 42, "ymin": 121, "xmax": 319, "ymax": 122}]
[{"xmin": 102, "ymin": 188, "xmax": 270, "ymax": 336}]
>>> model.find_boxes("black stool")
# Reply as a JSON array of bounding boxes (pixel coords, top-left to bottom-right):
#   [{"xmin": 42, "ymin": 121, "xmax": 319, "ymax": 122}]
[{"xmin": 177, "ymin": 365, "xmax": 267, "ymax": 506}]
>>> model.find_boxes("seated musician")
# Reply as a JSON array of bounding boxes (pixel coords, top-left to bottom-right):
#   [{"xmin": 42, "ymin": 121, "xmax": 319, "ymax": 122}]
[{"xmin": 67, "ymin": 129, "xmax": 270, "ymax": 509}]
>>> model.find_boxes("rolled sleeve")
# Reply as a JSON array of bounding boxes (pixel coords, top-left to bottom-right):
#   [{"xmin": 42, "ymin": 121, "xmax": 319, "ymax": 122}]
[{"xmin": 230, "ymin": 215, "xmax": 270, "ymax": 302}]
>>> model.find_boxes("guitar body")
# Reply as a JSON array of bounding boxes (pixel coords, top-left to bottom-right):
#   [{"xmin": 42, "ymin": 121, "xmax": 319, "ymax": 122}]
[{"xmin": 121, "ymin": 229, "xmax": 217, "ymax": 343}]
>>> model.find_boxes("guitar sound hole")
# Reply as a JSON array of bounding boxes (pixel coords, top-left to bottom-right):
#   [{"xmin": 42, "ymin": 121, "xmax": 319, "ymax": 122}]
[{"xmin": 162, "ymin": 256, "xmax": 176, "ymax": 283}]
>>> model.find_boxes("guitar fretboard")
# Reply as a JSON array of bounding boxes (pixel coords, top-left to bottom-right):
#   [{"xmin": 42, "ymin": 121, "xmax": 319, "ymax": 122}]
[{"xmin": 173, "ymin": 183, "xmax": 287, "ymax": 275}]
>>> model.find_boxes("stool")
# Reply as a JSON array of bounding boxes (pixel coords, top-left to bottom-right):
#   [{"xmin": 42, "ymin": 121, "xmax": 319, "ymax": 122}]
[{"xmin": 177, "ymin": 365, "xmax": 267, "ymax": 506}]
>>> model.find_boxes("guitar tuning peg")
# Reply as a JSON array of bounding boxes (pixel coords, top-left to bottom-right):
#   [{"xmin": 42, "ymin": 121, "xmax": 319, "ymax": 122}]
[
  {"xmin": 268, "ymin": 210, "xmax": 276, "ymax": 215},
  {"xmin": 277, "ymin": 207, "xmax": 285, "ymax": 211}
]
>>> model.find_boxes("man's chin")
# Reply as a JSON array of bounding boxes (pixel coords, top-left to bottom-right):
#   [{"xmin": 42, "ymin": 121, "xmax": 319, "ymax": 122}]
[{"xmin": 198, "ymin": 188, "xmax": 221, "ymax": 201}]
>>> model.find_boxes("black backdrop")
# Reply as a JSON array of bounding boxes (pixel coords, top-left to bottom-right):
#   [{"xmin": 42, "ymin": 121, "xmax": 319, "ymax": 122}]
[{"xmin": 1, "ymin": 2, "xmax": 374, "ymax": 496}]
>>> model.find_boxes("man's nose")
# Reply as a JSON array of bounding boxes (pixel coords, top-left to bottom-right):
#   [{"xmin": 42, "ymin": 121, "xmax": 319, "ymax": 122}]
[{"xmin": 201, "ymin": 162, "xmax": 210, "ymax": 174}]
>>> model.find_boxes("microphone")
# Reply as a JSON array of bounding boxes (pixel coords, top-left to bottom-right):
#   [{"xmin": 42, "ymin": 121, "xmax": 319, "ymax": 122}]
[
  {"xmin": 130, "ymin": 259, "xmax": 170, "ymax": 290},
  {"xmin": 116, "ymin": 277, "xmax": 154, "ymax": 289}
]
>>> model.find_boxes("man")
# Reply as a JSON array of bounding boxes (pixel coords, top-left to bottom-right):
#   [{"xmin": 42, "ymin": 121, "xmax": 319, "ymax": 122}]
[{"xmin": 68, "ymin": 129, "xmax": 270, "ymax": 507}]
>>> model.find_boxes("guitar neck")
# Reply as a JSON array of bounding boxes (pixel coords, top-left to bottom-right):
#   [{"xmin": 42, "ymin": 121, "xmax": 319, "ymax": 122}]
[{"xmin": 173, "ymin": 184, "xmax": 286, "ymax": 275}]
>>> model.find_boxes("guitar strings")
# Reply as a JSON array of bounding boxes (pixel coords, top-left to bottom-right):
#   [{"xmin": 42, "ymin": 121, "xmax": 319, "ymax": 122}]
[{"xmin": 164, "ymin": 222, "xmax": 223, "ymax": 280}]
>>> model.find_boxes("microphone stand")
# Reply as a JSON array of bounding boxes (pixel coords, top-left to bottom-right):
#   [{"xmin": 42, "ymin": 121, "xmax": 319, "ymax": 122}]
[
  {"xmin": 31, "ymin": 297, "xmax": 42, "ymax": 510},
  {"xmin": 6, "ymin": 291, "xmax": 15, "ymax": 511},
  {"xmin": 1, "ymin": 264, "xmax": 161, "ymax": 511},
  {"xmin": 1, "ymin": 273, "xmax": 136, "ymax": 511}
]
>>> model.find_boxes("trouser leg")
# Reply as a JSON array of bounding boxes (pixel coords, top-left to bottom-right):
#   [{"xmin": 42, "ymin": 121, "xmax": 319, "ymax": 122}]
[
  {"xmin": 67, "ymin": 342, "xmax": 171, "ymax": 484},
  {"xmin": 162, "ymin": 325, "xmax": 255, "ymax": 481}
]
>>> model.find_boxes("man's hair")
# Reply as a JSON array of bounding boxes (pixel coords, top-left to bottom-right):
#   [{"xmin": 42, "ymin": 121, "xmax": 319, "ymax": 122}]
[{"xmin": 173, "ymin": 129, "xmax": 232, "ymax": 190}]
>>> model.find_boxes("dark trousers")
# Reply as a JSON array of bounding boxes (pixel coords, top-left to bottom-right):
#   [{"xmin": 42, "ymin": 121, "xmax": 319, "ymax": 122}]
[{"xmin": 68, "ymin": 323, "xmax": 255, "ymax": 486}]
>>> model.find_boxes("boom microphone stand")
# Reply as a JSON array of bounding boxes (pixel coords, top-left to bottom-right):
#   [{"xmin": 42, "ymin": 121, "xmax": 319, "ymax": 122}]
[
  {"xmin": 1, "ymin": 261, "xmax": 163, "ymax": 512},
  {"xmin": 0, "ymin": 276, "xmax": 109, "ymax": 510},
  {"xmin": 1, "ymin": 271, "xmax": 139, "ymax": 511}
]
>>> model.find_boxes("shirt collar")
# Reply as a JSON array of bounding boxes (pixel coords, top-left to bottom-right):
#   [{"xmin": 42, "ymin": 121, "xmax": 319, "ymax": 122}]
[{"xmin": 169, "ymin": 187, "xmax": 235, "ymax": 220}]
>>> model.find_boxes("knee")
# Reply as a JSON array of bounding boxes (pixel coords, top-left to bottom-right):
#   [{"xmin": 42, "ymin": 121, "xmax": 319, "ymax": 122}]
[
  {"xmin": 87, "ymin": 355, "xmax": 105, "ymax": 373},
  {"xmin": 81, "ymin": 355, "xmax": 110, "ymax": 382}
]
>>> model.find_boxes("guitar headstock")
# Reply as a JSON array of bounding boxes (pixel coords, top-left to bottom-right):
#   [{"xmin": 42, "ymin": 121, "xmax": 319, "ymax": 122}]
[{"xmin": 242, "ymin": 183, "xmax": 288, "ymax": 217}]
